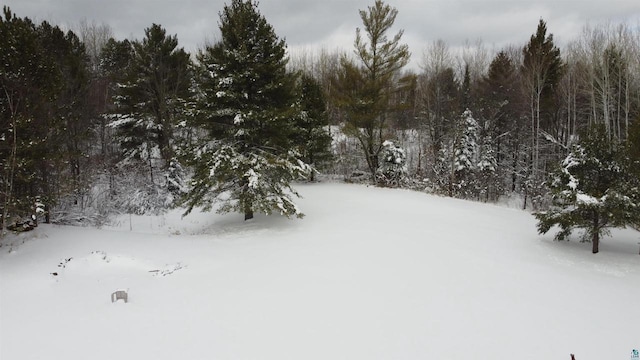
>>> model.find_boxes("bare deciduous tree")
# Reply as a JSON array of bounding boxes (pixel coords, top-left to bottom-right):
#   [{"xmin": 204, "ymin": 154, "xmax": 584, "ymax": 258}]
[{"xmin": 77, "ymin": 19, "xmax": 113, "ymax": 73}]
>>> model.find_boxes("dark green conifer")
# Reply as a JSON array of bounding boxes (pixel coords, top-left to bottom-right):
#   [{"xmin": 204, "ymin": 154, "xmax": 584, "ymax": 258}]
[
  {"xmin": 110, "ymin": 24, "xmax": 192, "ymax": 169},
  {"xmin": 293, "ymin": 74, "xmax": 333, "ymax": 181},
  {"xmin": 535, "ymin": 125, "xmax": 640, "ymax": 253},
  {"xmin": 184, "ymin": 0, "xmax": 309, "ymax": 220},
  {"xmin": 1, "ymin": 8, "xmax": 92, "ymax": 227}
]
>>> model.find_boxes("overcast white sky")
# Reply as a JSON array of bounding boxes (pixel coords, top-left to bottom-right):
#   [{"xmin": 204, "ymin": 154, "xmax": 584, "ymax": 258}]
[{"xmin": 3, "ymin": 0, "xmax": 640, "ymax": 69}]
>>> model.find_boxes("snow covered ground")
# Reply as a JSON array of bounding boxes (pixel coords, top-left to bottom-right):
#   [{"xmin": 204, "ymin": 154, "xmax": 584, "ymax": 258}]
[{"xmin": 1, "ymin": 182, "xmax": 639, "ymax": 360}]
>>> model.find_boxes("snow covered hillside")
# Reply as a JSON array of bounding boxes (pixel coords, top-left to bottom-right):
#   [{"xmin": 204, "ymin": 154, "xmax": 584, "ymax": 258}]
[{"xmin": 1, "ymin": 183, "xmax": 639, "ymax": 360}]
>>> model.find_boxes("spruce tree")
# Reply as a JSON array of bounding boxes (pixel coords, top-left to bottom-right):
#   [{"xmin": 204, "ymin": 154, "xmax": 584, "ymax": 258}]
[{"xmin": 184, "ymin": 0, "xmax": 309, "ymax": 220}]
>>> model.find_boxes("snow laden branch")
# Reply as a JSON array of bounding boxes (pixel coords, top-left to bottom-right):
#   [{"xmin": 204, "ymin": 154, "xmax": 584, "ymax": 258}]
[{"xmin": 182, "ymin": 142, "xmax": 312, "ymax": 219}]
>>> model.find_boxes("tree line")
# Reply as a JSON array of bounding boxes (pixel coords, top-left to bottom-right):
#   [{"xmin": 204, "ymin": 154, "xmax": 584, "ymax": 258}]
[
  {"xmin": 1, "ymin": 1, "xmax": 332, "ymax": 229},
  {"xmin": 294, "ymin": 17, "xmax": 640, "ymax": 206},
  {"xmin": 1, "ymin": 1, "xmax": 639, "ymax": 248}
]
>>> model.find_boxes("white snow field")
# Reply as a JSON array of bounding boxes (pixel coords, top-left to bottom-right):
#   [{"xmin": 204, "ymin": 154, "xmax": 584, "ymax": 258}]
[{"xmin": 1, "ymin": 183, "xmax": 639, "ymax": 360}]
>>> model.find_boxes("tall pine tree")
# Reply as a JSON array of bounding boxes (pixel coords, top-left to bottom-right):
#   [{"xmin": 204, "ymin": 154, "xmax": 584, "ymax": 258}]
[
  {"xmin": 478, "ymin": 51, "xmax": 525, "ymax": 194},
  {"xmin": 521, "ymin": 19, "xmax": 564, "ymax": 183},
  {"xmin": 331, "ymin": 0, "xmax": 410, "ymax": 180},
  {"xmin": 110, "ymin": 24, "xmax": 192, "ymax": 173},
  {"xmin": 107, "ymin": 25, "xmax": 192, "ymax": 214},
  {"xmin": 184, "ymin": 0, "xmax": 309, "ymax": 220}
]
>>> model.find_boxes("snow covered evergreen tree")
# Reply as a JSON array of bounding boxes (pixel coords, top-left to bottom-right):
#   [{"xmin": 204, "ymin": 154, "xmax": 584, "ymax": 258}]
[
  {"xmin": 184, "ymin": 143, "xmax": 309, "ymax": 220},
  {"xmin": 107, "ymin": 24, "xmax": 192, "ymax": 214},
  {"xmin": 476, "ymin": 135, "xmax": 499, "ymax": 201},
  {"xmin": 452, "ymin": 109, "xmax": 478, "ymax": 197},
  {"xmin": 454, "ymin": 110, "xmax": 478, "ymax": 173},
  {"xmin": 376, "ymin": 140, "xmax": 407, "ymax": 187},
  {"xmin": 109, "ymin": 24, "xmax": 192, "ymax": 172},
  {"xmin": 184, "ymin": 0, "xmax": 310, "ymax": 220},
  {"xmin": 535, "ymin": 125, "xmax": 640, "ymax": 253}
]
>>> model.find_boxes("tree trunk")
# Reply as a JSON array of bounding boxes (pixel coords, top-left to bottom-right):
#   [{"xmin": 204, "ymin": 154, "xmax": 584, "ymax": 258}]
[
  {"xmin": 592, "ymin": 211, "xmax": 600, "ymax": 254},
  {"xmin": 2, "ymin": 99, "xmax": 19, "ymax": 237},
  {"xmin": 244, "ymin": 205, "xmax": 254, "ymax": 221},
  {"xmin": 309, "ymin": 153, "xmax": 315, "ymax": 182},
  {"xmin": 44, "ymin": 204, "xmax": 50, "ymax": 224}
]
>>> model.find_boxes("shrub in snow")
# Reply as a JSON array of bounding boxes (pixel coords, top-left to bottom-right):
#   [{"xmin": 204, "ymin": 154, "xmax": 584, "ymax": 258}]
[
  {"xmin": 376, "ymin": 140, "xmax": 407, "ymax": 187},
  {"xmin": 5, "ymin": 216, "xmax": 37, "ymax": 232},
  {"xmin": 89, "ymin": 160, "xmax": 186, "ymax": 217},
  {"xmin": 165, "ymin": 160, "xmax": 187, "ymax": 198},
  {"xmin": 3, "ymin": 196, "xmax": 44, "ymax": 232},
  {"xmin": 346, "ymin": 170, "xmax": 370, "ymax": 184}
]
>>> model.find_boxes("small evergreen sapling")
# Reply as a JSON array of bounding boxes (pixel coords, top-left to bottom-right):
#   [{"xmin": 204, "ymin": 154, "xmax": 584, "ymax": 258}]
[
  {"xmin": 476, "ymin": 135, "xmax": 499, "ymax": 201},
  {"xmin": 535, "ymin": 125, "xmax": 639, "ymax": 253},
  {"xmin": 453, "ymin": 110, "xmax": 479, "ymax": 197},
  {"xmin": 376, "ymin": 140, "xmax": 407, "ymax": 187}
]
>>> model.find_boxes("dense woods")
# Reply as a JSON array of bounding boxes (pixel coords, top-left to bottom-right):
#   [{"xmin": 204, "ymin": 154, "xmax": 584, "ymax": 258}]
[{"xmin": 1, "ymin": 1, "xmax": 638, "ymax": 242}]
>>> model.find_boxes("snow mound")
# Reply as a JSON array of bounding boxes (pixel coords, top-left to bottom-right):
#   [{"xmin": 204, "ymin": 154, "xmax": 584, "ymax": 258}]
[{"xmin": 50, "ymin": 251, "xmax": 185, "ymax": 280}]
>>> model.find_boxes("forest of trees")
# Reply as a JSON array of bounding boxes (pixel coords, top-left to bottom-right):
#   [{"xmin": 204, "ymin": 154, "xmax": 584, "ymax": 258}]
[{"xmin": 1, "ymin": 1, "xmax": 639, "ymax": 240}]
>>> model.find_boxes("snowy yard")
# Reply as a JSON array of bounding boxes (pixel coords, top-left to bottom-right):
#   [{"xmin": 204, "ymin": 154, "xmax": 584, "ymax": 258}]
[{"xmin": 1, "ymin": 182, "xmax": 639, "ymax": 360}]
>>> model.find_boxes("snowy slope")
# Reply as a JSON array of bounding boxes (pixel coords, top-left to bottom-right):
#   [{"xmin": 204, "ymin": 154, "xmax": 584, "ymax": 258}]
[{"xmin": 1, "ymin": 183, "xmax": 639, "ymax": 360}]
